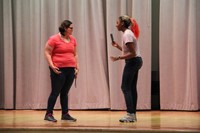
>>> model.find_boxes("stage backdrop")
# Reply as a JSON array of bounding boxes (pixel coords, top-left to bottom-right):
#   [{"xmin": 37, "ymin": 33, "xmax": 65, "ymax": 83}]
[
  {"xmin": 0, "ymin": 0, "xmax": 151, "ymax": 110},
  {"xmin": 1, "ymin": 0, "xmax": 199, "ymax": 111},
  {"xmin": 159, "ymin": 0, "xmax": 200, "ymax": 110}
]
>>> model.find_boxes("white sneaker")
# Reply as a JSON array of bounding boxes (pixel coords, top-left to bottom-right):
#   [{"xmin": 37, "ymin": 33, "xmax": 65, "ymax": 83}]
[{"xmin": 119, "ymin": 113, "xmax": 137, "ymax": 122}]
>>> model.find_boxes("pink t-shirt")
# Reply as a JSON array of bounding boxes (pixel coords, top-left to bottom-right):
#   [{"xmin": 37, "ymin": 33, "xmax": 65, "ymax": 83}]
[
  {"xmin": 122, "ymin": 29, "xmax": 141, "ymax": 57},
  {"xmin": 48, "ymin": 34, "xmax": 77, "ymax": 68}
]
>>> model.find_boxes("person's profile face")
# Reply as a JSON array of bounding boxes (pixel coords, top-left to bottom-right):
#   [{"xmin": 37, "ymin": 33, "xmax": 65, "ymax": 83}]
[
  {"xmin": 116, "ymin": 19, "xmax": 122, "ymax": 31},
  {"xmin": 66, "ymin": 24, "xmax": 73, "ymax": 35}
]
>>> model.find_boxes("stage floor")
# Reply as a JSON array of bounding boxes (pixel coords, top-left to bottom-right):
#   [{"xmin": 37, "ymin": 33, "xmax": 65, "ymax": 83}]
[{"xmin": 0, "ymin": 110, "xmax": 200, "ymax": 133}]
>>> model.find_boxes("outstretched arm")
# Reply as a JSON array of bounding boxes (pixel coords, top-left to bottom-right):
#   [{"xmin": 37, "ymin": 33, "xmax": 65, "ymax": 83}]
[{"xmin": 110, "ymin": 42, "xmax": 136, "ymax": 62}]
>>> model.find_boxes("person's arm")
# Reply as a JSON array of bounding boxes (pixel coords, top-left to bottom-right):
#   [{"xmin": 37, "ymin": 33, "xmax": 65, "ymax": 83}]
[
  {"xmin": 44, "ymin": 42, "xmax": 61, "ymax": 74},
  {"xmin": 74, "ymin": 46, "xmax": 79, "ymax": 78},
  {"xmin": 110, "ymin": 42, "xmax": 136, "ymax": 61}
]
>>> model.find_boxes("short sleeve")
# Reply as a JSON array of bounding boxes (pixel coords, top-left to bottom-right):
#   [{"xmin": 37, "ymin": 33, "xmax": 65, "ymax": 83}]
[
  {"xmin": 48, "ymin": 35, "xmax": 56, "ymax": 47},
  {"xmin": 124, "ymin": 33, "xmax": 133, "ymax": 44},
  {"xmin": 74, "ymin": 39, "xmax": 77, "ymax": 46},
  {"xmin": 70, "ymin": 36, "xmax": 77, "ymax": 46},
  {"xmin": 123, "ymin": 30, "xmax": 137, "ymax": 45}
]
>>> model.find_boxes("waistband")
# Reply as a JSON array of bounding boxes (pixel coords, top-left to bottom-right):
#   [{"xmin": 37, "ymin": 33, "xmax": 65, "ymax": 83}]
[{"xmin": 125, "ymin": 56, "xmax": 142, "ymax": 63}]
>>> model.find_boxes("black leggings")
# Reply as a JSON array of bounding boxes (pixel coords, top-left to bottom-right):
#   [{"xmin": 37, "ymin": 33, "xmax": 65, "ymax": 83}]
[
  {"xmin": 46, "ymin": 67, "xmax": 75, "ymax": 114},
  {"xmin": 121, "ymin": 57, "xmax": 143, "ymax": 114}
]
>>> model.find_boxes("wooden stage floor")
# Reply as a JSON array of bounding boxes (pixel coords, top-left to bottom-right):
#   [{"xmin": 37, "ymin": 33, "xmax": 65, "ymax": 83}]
[{"xmin": 0, "ymin": 110, "xmax": 200, "ymax": 133}]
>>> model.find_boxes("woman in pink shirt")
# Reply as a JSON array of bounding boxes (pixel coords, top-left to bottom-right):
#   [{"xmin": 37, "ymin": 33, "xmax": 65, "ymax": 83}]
[{"xmin": 44, "ymin": 20, "xmax": 79, "ymax": 122}]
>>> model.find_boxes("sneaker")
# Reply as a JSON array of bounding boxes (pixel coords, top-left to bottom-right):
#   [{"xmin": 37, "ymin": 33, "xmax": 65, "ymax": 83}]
[
  {"xmin": 119, "ymin": 113, "xmax": 137, "ymax": 123},
  {"xmin": 61, "ymin": 113, "xmax": 77, "ymax": 122},
  {"xmin": 44, "ymin": 113, "xmax": 57, "ymax": 122}
]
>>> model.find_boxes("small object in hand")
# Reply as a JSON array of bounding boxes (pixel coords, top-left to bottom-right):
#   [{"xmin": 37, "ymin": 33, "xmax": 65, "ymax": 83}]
[
  {"xmin": 75, "ymin": 78, "xmax": 77, "ymax": 88},
  {"xmin": 110, "ymin": 33, "xmax": 114, "ymax": 43}
]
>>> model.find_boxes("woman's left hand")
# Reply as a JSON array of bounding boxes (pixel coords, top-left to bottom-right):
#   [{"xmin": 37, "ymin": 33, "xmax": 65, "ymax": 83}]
[
  {"xmin": 110, "ymin": 56, "xmax": 119, "ymax": 62},
  {"xmin": 74, "ymin": 68, "xmax": 79, "ymax": 78}
]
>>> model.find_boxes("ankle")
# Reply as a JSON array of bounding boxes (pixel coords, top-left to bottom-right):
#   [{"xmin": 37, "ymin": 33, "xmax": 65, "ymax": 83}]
[
  {"xmin": 46, "ymin": 112, "xmax": 53, "ymax": 116},
  {"xmin": 127, "ymin": 113, "xmax": 136, "ymax": 117},
  {"xmin": 62, "ymin": 111, "xmax": 69, "ymax": 115}
]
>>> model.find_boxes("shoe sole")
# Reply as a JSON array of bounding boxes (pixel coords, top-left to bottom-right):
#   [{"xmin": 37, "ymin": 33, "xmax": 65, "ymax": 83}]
[
  {"xmin": 44, "ymin": 118, "xmax": 57, "ymax": 122},
  {"xmin": 119, "ymin": 120, "xmax": 136, "ymax": 123},
  {"xmin": 61, "ymin": 119, "xmax": 77, "ymax": 122},
  {"xmin": 44, "ymin": 119, "xmax": 57, "ymax": 122}
]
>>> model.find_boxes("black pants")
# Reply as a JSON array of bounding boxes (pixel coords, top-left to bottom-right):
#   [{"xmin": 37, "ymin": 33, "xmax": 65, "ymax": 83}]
[
  {"xmin": 46, "ymin": 67, "xmax": 75, "ymax": 114},
  {"xmin": 121, "ymin": 57, "xmax": 143, "ymax": 114}
]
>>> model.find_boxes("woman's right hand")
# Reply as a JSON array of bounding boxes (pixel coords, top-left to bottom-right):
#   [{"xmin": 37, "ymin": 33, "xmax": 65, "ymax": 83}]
[
  {"xmin": 111, "ymin": 41, "xmax": 118, "ymax": 48},
  {"xmin": 111, "ymin": 41, "xmax": 122, "ymax": 51},
  {"xmin": 51, "ymin": 65, "xmax": 61, "ymax": 74}
]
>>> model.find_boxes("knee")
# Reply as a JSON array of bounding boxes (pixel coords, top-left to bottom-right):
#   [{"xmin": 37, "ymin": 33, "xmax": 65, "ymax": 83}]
[
  {"xmin": 50, "ymin": 91, "xmax": 59, "ymax": 98},
  {"xmin": 121, "ymin": 86, "xmax": 127, "ymax": 94}
]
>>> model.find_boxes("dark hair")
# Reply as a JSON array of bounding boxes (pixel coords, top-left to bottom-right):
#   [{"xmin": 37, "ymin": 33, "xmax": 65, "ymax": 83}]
[
  {"xmin": 59, "ymin": 20, "xmax": 72, "ymax": 36},
  {"xmin": 119, "ymin": 15, "xmax": 131, "ymax": 28}
]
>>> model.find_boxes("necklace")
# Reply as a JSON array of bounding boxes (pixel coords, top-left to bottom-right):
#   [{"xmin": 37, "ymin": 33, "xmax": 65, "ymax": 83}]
[{"xmin": 60, "ymin": 33, "xmax": 70, "ymax": 43}]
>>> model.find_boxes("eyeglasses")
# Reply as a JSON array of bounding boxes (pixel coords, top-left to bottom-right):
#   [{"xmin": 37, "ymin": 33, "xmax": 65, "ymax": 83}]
[{"xmin": 68, "ymin": 27, "xmax": 73, "ymax": 29}]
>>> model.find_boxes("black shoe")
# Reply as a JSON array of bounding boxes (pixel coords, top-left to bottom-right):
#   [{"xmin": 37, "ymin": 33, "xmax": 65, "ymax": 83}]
[
  {"xmin": 44, "ymin": 113, "xmax": 57, "ymax": 122},
  {"xmin": 61, "ymin": 113, "xmax": 77, "ymax": 122}
]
